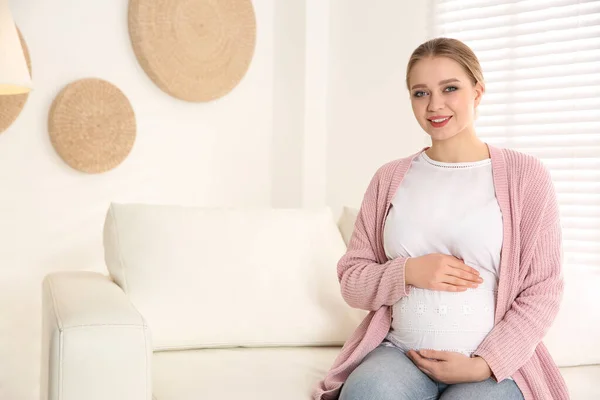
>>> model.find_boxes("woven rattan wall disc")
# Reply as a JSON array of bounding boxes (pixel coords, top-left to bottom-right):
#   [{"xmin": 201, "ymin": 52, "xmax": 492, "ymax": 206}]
[
  {"xmin": 48, "ymin": 78, "xmax": 136, "ymax": 173},
  {"xmin": 128, "ymin": 0, "xmax": 256, "ymax": 102},
  {"xmin": 0, "ymin": 28, "xmax": 32, "ymax": 134}
]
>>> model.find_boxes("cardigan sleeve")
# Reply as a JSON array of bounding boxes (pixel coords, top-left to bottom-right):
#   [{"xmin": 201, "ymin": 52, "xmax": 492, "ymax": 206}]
[
  {"xmin": 337, "ymin": 167, "xmax": 411, "ymax": 311},
  {"xmin": 473, "ymin": 165, "xmax": 564, "ymax": 382}
]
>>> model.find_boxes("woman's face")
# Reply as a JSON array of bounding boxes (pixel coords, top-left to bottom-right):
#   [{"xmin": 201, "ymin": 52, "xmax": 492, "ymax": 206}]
[{"xmin": 408, "ymin": 56, "xmax": 484, "ymax": 141}]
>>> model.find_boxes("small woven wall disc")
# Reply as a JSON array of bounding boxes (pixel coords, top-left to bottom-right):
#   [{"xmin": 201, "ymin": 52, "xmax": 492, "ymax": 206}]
[
  {"xmin": 48, "ymin": 78, "xmax": 136, "ymax": 173},
  {"xmin": 0, "ymin": 28, "xmax": 32, "ymax": 134},
  {"xmin": 128, "ymin": 0, "xmax": 257, "ymax": 102}
]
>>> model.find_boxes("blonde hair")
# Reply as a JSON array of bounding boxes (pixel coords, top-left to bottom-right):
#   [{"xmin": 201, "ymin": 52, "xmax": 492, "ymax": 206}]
[{"xmin": 406, "ymin": 37, "xmax": 484, "ymax": 90}]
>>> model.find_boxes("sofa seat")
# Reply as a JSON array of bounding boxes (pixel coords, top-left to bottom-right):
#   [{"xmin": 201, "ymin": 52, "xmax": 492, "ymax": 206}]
[
  {"xmin": 152, "ymin": 347, "xmax": 340, "ymax": 400},
  {"xmin": 558, "ymin": 365, "xmax": 600, "ymax": 400},
  {"xmin": 152, "ymin": 346, "xmax": 600, "ymax": 400}
]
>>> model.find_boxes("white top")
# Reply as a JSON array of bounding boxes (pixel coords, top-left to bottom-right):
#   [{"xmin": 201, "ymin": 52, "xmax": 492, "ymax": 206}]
[{"xmin": 383, "ymin": 151, "xmax": 504, "ymax": 357}]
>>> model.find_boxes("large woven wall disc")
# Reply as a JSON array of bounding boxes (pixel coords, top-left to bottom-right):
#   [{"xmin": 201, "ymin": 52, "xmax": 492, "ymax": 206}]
[
  {"xmin": 128, "ymin": 0, "xmax": 257, "ymax": 102},
  {"xmin": 0, "ymin": 28, "xmax": 32, "ymax": 134},
  {"xmin": 48, "ymin": 78, "xmax": 136, "ymax": 174}
]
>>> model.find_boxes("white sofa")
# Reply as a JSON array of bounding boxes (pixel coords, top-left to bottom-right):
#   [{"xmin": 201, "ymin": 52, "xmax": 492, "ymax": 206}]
[{"xmin": 40, "ymin": 204, "xmax": 600, "ymax": 399}]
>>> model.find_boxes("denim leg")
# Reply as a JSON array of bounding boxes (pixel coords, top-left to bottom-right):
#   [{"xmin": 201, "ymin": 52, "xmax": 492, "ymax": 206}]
[
  {"xmin": 339, "ymin": 345, "xmax": 438, "ymax": 400},
  {"xmin": 439, "ymin": 378, "xmax": 524, "ymax": 400}
]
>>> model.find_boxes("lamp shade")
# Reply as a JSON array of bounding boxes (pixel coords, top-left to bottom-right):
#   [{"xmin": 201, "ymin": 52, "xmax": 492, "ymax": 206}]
[{"xmin": 0, "ymin": 0, "xmax": 31, "ymax": 95}]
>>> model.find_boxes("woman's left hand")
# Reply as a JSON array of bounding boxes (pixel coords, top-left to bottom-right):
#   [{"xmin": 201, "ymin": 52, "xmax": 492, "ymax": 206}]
[{"xmin": 407, "ymin": 349, "xmax": 492, "ymax": 384}]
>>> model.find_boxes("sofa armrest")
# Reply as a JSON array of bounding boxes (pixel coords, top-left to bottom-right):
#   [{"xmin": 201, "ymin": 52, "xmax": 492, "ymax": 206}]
[{"xmin": 41, "ymin": 271, "xmax": 152, "ymax": 400}]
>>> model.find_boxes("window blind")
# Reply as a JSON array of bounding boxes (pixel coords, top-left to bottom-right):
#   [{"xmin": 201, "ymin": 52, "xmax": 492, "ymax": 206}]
[{"xmin": 429, "ymin": 0, "xmax": 600, "ymax": 271}]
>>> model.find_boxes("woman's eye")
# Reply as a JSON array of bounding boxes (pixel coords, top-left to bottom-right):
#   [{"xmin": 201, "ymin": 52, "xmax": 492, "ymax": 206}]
[
  {"xmin": 445, "ymin": 86, "xmax": 458, "ymax": 92},
  {"xmin": 413, "ymin": 91, "xmax": 427, "ymax": 98}
]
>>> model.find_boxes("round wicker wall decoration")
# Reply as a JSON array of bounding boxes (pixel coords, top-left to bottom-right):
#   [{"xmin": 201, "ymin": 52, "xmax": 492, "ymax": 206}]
[
  {"xmin": 48, "ymin": 78, "xmax": 136, "ymax": 173},
  {"xmin": 0, "ymin": 29, "xmax": 32, "ymax": 134},
  {"xmin": 128, "ymin": 0, "xmax": 257, "ymax": 102}
]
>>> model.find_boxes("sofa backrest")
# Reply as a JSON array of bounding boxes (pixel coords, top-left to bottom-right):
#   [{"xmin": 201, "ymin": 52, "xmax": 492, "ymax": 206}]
[{"xmin": 103, "ymin": 203, "xmax": 366, "ymax": 351}]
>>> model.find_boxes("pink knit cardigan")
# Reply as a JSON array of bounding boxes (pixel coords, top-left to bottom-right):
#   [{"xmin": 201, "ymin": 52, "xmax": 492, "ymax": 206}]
[{"xmin": 313, "ymin": 144, "xmax": 569, "ymax": 400}]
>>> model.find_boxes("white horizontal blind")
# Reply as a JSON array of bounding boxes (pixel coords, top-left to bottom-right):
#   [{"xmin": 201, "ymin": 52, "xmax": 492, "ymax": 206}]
[{"xmin": 429, "ymin": 0, "xmax": 600, "ymax": 271}]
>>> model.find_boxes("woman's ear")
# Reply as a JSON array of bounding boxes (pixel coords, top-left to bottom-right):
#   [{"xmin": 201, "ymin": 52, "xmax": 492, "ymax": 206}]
[{"xmin": 474, "ymin": 81, "xmax": 485, "ymax": 108}]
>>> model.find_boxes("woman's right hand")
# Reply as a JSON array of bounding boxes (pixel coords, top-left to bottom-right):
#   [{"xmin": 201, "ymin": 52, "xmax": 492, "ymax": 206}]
[{"xmin": 405, "ymin": 254, "xmax": 483, "ymax": 292}]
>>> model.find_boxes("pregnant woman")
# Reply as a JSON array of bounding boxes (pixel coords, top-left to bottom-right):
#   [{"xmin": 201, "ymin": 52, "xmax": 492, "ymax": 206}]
[{"xmin": 313, "ymin": 38, "xmax": 568, "ymax": 400}]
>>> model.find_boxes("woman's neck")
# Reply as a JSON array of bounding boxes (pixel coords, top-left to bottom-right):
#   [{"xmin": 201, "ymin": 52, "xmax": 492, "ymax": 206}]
[{"xmin": 426, "ymin": 135, "xmax": 490, "ymax": 163}]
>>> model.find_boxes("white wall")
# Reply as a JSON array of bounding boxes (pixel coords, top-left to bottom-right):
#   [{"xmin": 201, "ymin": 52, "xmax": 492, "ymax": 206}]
[
  {"xmin": 1, "ymin": 1, "xmax": 277, "ymax": 399},
  {"xmin": 271, "ymin": 0, "xmax": 330, "ymax": 208},
  {"xmin": 271, "ymin": 0, "xmax": 305, "ymax": 207},
  {"xmin": 327, "ymin": 0, "xmax": 430, "ymax": 215},
  {"xmin": 0, "ymin": 1, "xmax": 429, "ymax": 399}
]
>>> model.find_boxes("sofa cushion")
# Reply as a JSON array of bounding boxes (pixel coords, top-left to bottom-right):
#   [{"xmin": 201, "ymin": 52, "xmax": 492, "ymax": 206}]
[
  {"xmin": 337, "ymin": 206, "xmax": 358, "ymax": 246},
  {"xmin": 152, "ymin": 347, "xmax": 340, "ymax": 400},
  {"xmin": 103, "ymin": 203, "xmax": 365, "ymax": 351},
  {"xmin": 543, "ymin": 265, "xmax": 600, "ymax": 367},
  {"xmin": 558, "ymin": 365, "xmax": 600, "ymax": 400}
]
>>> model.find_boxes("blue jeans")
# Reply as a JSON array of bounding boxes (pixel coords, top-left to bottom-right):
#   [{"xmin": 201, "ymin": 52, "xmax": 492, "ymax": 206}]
[{"xmin": 339, "ymin": 345, "xmax": 524, "ymax": 400}]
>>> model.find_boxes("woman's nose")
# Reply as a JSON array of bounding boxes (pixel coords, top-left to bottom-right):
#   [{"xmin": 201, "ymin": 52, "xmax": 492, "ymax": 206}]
[{"xmin": 428, "ymin": 93, "xmax": 445, "ymax": 112}]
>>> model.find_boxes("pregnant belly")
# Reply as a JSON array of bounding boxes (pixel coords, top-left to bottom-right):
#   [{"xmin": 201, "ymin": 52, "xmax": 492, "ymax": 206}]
[{"xmin": 387, "ymin": 287, "xmax": 497, "ymax": 356}]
